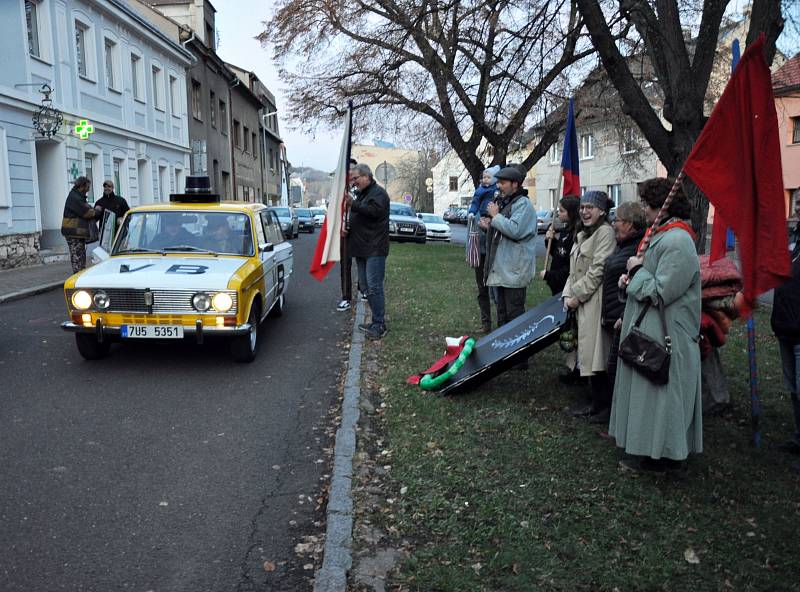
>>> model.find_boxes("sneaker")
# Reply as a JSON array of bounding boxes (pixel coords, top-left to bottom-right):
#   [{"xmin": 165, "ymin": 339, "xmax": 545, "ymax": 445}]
[
  {"xmin": 589, "ymin": 407, "xmax": 611, "ymax": 424},
  {"xmin": 481, "ymin": 323, "xmax": 492, "ymax": 334},
  {"xmin": 359, "ymin": 291, "xmax": 368, "ymax": 302},
  {"xmin": 366, "ymin": 325, "xmax": 388, "ymax": 340},
  {"xmin": 358, "ymin": 322, "xmax": 371, "ymax": 332},
  {"xmin": 337, "ymin": 300, "xmax": 351, "ymax": 311},
  {"xmin": 618, "ymin": 457, "xmax": 666, "ymax": 475},
  {"xmin": 569, "ymin": 403, "xmax": 595, "ymax": 417}
]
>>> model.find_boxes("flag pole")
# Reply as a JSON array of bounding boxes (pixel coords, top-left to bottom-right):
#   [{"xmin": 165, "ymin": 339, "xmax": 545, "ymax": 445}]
[{"xmin": 543, "ymin": 171, "xmax": 563, "ymax": 273}]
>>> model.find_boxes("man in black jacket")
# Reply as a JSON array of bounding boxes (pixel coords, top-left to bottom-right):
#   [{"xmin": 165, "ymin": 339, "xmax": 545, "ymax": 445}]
[
  {"xmin": 345, "ymin": 164, "xmax": 390, "ymax": 340},
  {"xmin": 590, "ymin": 201, "xmax": 646, "ymax": 423},
  {"xmin": 95, "ymin": 180, "xmax": 130, "ymax": 229},
  {"xmin": 771, "ymin": 237, "xmax": 800, "ymax": 466}
]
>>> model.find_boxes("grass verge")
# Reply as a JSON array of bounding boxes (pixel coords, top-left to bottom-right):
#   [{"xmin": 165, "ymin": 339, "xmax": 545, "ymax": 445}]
[{"xmin": 350, "ymin": 243, "xmax": 800, "ymax": 592}]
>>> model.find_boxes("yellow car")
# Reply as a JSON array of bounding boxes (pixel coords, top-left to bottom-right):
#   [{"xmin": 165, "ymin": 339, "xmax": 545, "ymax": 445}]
[{"xmin": 61, "ymin": 183, "xmax": 293, "ymax": 362}]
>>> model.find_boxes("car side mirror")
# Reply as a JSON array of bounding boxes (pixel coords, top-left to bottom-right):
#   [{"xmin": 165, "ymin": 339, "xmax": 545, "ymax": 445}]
[
  {"xmin": 260, "ymin": 242, "xmax": 274, "ymax": 253},
  {"xmin": 417, "ymin": 213, "xmax": 422, "ymax": 218},
  {"xmin": 91, "ymin": 246, "xmax": 110, "ymax": 264}
]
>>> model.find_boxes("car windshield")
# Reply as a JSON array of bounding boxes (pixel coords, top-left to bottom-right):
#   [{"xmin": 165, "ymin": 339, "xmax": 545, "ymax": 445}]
[
  {"xmin": 114, "ymin": 211, "xmax": 254, "ymax": 256},
  {"xmin": 390, "ymin": 204, "xmax": 415, "ymax": 217},
  {"xmin": 296, "ymin": 208, "xmax": 311, "ymax": 217},
  {"xmin": 272, "ymin": 207, "xmax": 290, "ymax": 217},
  {"xmin": 420, "ymin": 214, "xmax": 444, "ymax": 224},
  {"xmin": 310, "ymin": 208, "xmax": 325, "ymax": 216}
]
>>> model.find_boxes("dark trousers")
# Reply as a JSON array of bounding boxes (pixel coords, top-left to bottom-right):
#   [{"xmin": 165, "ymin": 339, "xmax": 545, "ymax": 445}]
[
  {"xmin": 474, "ymin": 255, "xmax": 491, "ymax": 326},
  {"xmin": 495, "ymin": 286, "xmax": 526, "ymax": 326},
  {"xmin": 590, "ymin": 372, "xmax": 612, "ymax": 408},
  {"xmin": 340, "ymin": 238, "xmax": 354, "ymax": 301}
]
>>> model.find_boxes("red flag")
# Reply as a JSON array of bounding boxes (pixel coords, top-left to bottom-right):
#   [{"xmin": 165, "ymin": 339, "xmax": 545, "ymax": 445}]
[
  {"xmin": 683, "ymin": 35, "xmax": 790, "ymax": 314},
  {"xmin": 560, "ymin": 98, "xmax": 580, "ymax": 196},
  {"xmin": 310, "ymin": 104, "xmax": 353, "ymax": 281}
]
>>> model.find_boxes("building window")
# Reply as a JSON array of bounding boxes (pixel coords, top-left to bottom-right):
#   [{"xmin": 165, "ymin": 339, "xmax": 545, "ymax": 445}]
[
  {"xmin": 152, "ymin": 65, "xmax": 163, "ymax": 110},
  {"xmin": 243, "ymin": 126, "xmax": 249, "ymax": 152},
  {"xmin": 549, "ymin": 142, "xmax": 560, "ymax": 163},
  {"xmin": 191, "ymin": 79, "xmax": 201, "ymax": 120},
  {"xmin": 268, "ymin": 148, "xmax": 274, "ymax": 171},
  {"xmin": 0, "ymin": 129, "xmax": 11, "ymax": 209},
  {"xmin": 131, "ymin": 54, "xmax": 142, "ymax": 100},
  {"xmin": 233, "ymin": 120, "xmax": 241, "ymax": 148},
  {"xmin": 169, "ymin": 75, "xmax": 179, "ymax": 114},
  {"xmin": 75, "ymin": 22, "xmax": 88, "ymax": 77},
  {"xmin": 84, "ymin": 156, "xmax": 94, "ymax": 202},
  {"xmin": 448, "ymin": 176, "xmax": 458, "ymax": 192},
  {"xmin": 210, "ymin": 91, "xmax": 216, "ymax": 128},
  {"xmin": 580, "ymin": 185, "xmax": 587, "ymax": 195},
  {"xmin": 26, "ymin": 1, "xmax": 40, "ymax": 57},
  {"xmin": 548, "ymin": 188, "xmax": 557, "ymax": 206},
  {"xmin": 252, "ymin": 132, "xmax": 257, "ymax": 158},
  {"xmin": 621, "ymin": 128, "xmax": 636, "ymax": 154},
  {"xmin": 607, "ymin": 184, "xmax": 621, "ymax": 205},
  {"xmin": 104, "ymin": 38, "xmax": 117, "ymax": 90},
  {"xmin": 113, "ymin": 158, "xmax": 123, "ymax": 192},
  {"xmin": 219, "ymin": 100, "xmax": 227, "ymax": 134},
  {"xmin": 205, "ymin": 21, "xmax": 214, "ymax": 50},
  {"xmin": 793, "ymin": 117, "xmax": 800, "ymax": 144},
  {"xmin": 580, "ymin": 134, "xmax": 593, "ymax": 159}
]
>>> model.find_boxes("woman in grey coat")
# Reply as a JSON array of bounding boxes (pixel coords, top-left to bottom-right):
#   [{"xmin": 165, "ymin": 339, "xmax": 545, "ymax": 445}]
[{"xmin": 610, "ymin": 178, "xmax": 702, "ymax": 474}]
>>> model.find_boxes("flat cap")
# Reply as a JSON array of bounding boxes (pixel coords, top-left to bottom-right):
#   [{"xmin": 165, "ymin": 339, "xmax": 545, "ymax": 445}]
[{"xmin": 494, "ymin": 166, "xmax": 525, "ymax": 184}]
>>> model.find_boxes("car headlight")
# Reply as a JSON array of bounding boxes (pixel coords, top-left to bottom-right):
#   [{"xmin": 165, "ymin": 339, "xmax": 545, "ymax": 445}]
[
  {"xmin": 282, "ymin": 223, "xmax": 289, "ymax": 230},
  {"xmin": 212, "ymin": 292, "xmax": 233, "ymax": 312},
  {"xmin": 93, "ymin": 290, "xmax": 110, "ymax": 309},
  {"xmin": 389, "ymin": 222, "xmax": 396, "ymax": 232},
  {"xmin": 192, "ymin": 292, "xmax": 212, "ymax": 312},
  {"xmin": 71, "ymin": 290, "xmax": 93, "ymax": 310}
]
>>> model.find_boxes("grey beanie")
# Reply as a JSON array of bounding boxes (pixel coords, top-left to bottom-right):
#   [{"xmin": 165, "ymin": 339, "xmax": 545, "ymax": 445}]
[
  {"xmin": 483, "ymin": 165, "xmax": 501, "ymax": 184},
  {"xmin": 581, "ymin": 190, "xmax": 610, "ymax": 211}
]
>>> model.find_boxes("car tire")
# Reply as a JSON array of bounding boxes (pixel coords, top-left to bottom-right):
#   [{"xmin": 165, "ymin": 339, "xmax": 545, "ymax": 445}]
[
  {"xmin": 75, "ymin": 333, "xmax": 111, "ymax": 360},
  {"xmin": 231, "ymin": 302, "xmax": 260, "ymax": 363},
  {"xmin": 268, "ymin": 292, "xmax": 285, "ymax": 318}
]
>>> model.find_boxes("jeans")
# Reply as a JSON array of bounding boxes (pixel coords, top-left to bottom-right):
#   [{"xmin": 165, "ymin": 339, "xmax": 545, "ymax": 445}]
[
  {"xmin": 495, "ymin": 286, "xmax": 526, "ymax": 326},
  {"xmin": 356, "ymin": 256, "xmax": 386, "ymax": 327},
  {"xmin": 778, "ymin": 337, "xmax": 800, "ymax": 443}
]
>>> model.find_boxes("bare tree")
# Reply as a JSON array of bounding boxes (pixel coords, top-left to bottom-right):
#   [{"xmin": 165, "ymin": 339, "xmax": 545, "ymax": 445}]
[
  {"xmin": 575, "ymin": 0, "xmax": 785, "ymax": 247},
  {"xmin": 261, "ymin": 0, "xmax": 599, "ymax": 187}
]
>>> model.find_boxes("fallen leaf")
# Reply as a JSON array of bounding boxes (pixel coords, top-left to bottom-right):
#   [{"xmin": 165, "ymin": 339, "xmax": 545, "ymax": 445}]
[
  {"xmin": 263, "ymin": 561, "xmax": 276, "ymax": 572},
  {"xmin": 684, "ymin": 548, "xmax": 700, "ymax": 564}
]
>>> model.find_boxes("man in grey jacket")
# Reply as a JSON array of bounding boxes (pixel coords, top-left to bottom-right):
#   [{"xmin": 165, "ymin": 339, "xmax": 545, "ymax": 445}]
[{"xmin": 479, "ymin": 166, "xmax": 537, "ymax": 326}]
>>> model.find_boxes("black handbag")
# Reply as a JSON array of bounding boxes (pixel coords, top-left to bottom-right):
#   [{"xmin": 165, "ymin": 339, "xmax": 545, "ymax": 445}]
[{"xmin": 618, "ymin": 297, "xmax": 671, "ymax": 385}]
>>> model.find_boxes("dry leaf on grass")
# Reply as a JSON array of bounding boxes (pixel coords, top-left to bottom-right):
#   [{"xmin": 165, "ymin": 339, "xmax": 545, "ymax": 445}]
[
  {"xmin": 263, "ymin": 561, "xmax": 276, "ymax": 572},
  {"xmin": 684, "ymin": 548, "xmax": 701, "ymax": 564}
]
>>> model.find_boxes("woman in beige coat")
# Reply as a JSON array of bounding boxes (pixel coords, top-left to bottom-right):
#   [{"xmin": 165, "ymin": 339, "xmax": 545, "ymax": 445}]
[{"xmin": 562, "ymin": 191, "xmax": 616, "ymax": 417}]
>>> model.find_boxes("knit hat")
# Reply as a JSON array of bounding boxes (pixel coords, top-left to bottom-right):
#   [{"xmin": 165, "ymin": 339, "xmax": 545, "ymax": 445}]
[
  {"xmin": 483, "ymin": 165, "xmax": 501, "ymax": 184},
  {"xmin": 580, "ymin": 190, "xmax": 610, "ymax": 211}
]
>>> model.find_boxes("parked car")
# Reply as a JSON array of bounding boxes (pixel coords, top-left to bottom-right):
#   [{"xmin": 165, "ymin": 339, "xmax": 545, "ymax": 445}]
[
  {"xmin": 294, "ymin": 208, "xmax": 315, "ymax": 233},
  {"xmin": 443, "ymin": 206, "xmax": 461, "ymax": 223},
  {"xmin": 310, "ymin": 207, "xmax": 326, "ymax": 227},
  {"xmin": 455, "ymin": 208, "xmax": 469, "ymax": 224},
  {"xmin": 61, "ymin": 185, "xmax": 293, "ymax": 363},
  {"xmin": 608, "ymin": 206, "xmax": 617, "ymax": 223},
  {"xmin": 417, "ymin": 213, "xmax": 451, "ymax": 242},
  {"xmin": 537, "ymin": 209, "xmax": 555, "ymax": 234},
  {"xmin": 389, "ymin": 203, "xmax": 426, "ymax": 244},
  {"xmin": 269, "ymin": 206, "xmax": 299, "ymax": 239}
]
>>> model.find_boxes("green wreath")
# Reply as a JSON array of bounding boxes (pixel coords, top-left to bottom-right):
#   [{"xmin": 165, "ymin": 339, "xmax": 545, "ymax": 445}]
[{"xmin": 420, "ymin": 338, "xmax": 476, "ymax": 391}]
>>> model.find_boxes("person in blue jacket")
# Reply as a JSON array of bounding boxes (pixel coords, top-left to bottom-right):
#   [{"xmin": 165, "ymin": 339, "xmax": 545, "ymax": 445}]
[{"xmin": 467, "ymin": 165, "xmax": 500, "ymax": 332}]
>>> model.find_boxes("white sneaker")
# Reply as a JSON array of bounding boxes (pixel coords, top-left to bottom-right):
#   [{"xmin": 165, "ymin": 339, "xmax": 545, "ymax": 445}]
[
  {"xmin": 359, "ymin": 291, "xmax": 368, "ymax": 302},
  {"xmin": 337, "ymin": 300, "xmax": 351, "ymax": 311}
]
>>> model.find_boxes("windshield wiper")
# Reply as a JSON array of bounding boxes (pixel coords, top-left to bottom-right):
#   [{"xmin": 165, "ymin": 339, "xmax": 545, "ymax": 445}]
[
  {"xmin": 162, "ymin": 245, "xmax": 217, "ymax": 255},
  {"xmin": 117, "ymin": 248, "xmax": 160, "ymax": 254}
]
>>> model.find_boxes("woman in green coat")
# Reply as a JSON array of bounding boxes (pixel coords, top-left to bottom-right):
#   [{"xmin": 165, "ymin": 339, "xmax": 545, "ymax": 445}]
[{"xmin": 609, "ymin": 178, "xmax": 703, "ymax": 473}]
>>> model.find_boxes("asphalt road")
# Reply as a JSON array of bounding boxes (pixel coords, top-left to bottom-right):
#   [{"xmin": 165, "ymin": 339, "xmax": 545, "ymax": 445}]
[{"xmin": 0, "ymin": 232, "xmax": 348, "ymax": 592}]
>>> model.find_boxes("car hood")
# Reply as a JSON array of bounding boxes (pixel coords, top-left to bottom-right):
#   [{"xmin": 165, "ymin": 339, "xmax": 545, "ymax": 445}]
[
  {"xmin": 425, "ymin": 223, "xmax": 450, "ymax": 231},
  {"xmin": 74, "ymin": 256, "xmax": 248, "ymax": 290},
  {"xmin": 390, "ymin": 215, "xmax": 422, "ymax": 224}
]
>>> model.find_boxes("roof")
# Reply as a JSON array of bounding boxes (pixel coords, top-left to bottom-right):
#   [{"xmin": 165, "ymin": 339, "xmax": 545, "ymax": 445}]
[
  {"xmin": 128, "ymin": 201, "xmax": 267, "ymax": 214},
  {"xmin": 773, "ymin": 52, "xmax": 800, "ymax": 91}
]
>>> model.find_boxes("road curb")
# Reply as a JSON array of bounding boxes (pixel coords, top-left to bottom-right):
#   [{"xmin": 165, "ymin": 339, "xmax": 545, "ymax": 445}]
[
  {"xmin": 0, "ymin": 281, "xmax": 63, "ymax": 305},
  {"xmin": 314, "ymin": 300, "xmax": 366, "ymax": 592}
]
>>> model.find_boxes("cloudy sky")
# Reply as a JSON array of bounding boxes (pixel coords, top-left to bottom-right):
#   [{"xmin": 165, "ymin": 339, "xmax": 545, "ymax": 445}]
[{"xmin": 214, "ymin": 0, "xmax": 341, "ymax": 172}]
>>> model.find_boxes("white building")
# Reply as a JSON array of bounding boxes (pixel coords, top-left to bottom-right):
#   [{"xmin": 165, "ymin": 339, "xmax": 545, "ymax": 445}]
[{"xmin": 0, "ymin": 0, "xmax": 192, "ymax": 268}]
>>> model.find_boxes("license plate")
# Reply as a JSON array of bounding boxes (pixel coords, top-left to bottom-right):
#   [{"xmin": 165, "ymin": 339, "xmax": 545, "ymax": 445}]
[
  {"xmin": 121, "ymin": 324, "xmax": 184, "ymax": 339},
  {"xmin": 399, "ymin": 227, "xmax": 414, "ymax": 233}
]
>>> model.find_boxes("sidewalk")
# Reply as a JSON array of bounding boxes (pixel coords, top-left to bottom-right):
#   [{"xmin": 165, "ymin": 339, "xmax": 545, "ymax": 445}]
[{"xmin": 0, "ymin": 262, "xmax": 72, "ymax": 304}]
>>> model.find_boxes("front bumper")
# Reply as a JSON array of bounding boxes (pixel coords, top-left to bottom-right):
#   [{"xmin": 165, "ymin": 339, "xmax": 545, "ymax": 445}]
[{"xmin": 61, "ymin": 319, "xmax": 252, "ymax": 343}]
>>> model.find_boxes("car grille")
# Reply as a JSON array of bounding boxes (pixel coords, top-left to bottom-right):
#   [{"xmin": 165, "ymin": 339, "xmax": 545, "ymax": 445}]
[
  {"xmin": 73, "ymin": 288, "xmax": 238, "ymax": 314},
  {"xmin": 396, "ymin": 222, "xmax": 424, "ymax": 234}
]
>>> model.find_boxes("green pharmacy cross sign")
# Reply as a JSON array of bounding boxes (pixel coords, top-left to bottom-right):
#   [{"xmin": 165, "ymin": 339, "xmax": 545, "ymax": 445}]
[{"xmin": 74, "ymin": 119, "xmax": 94, "ymax": 140}]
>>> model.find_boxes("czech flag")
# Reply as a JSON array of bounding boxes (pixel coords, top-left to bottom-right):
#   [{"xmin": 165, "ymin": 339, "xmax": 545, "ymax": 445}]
[
  {"xmin": 310, "ymin": 103, "xmax": 353, "ymax": 281},
  {"xmin": 561, "ymin": 97, "xmax": 580, "ymax": 196}
]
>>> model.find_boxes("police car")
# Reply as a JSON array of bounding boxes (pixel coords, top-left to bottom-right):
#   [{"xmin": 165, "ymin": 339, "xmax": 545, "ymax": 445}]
[{"xmin": 61, "ymin": 176, "xmax": 293, "ymax": 362}]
